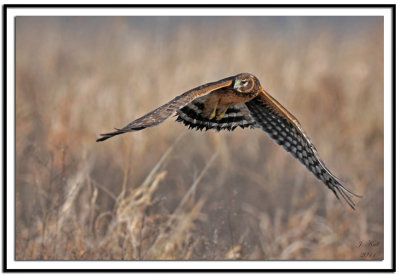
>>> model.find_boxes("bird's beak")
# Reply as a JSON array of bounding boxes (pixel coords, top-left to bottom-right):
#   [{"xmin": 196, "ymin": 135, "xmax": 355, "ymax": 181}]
[{"xmin": 233, "ymin": 79, "xmax": 239, "ymax": 90}]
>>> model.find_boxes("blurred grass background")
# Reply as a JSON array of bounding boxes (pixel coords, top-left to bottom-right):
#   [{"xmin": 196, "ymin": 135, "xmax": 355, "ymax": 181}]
[{"xmin": 15, "ymin": 16, "xmax": 383, "ymax": 260}]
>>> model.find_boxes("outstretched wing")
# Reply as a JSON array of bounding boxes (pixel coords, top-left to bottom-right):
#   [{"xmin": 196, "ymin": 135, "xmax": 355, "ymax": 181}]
[
  {"xmin": 245, "ymin": 90, "xmax": 361, "ymax": 209},
  {"xmin": 96, "ymin": 76, "xmax": 234, "ymax": 142}
]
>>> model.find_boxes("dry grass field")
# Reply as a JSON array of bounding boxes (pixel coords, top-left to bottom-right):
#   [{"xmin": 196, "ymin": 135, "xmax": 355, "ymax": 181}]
[{"xmin": 15, "ymin": 16, "xmax": 383, "ymax": 260}]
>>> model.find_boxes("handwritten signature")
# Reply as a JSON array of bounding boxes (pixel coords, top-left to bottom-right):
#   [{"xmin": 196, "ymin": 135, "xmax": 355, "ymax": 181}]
[
  {"xmin": 355, "ymin": 240, "xmax": 381, "ymax": 259},
  {"xmin": 356, "ymin": 240, "xmax": 380, "ymax": 248}
]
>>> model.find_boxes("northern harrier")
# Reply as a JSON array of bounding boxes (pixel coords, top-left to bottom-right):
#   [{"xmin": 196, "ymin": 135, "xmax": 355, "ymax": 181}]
[{"xmin": 97, "ymin": 73, "xmax": 360, "ymax": 209}]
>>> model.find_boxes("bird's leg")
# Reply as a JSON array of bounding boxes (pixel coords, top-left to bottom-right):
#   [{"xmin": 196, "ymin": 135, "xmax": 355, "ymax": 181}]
[
  {"xmin": 209, "ymin": 99, "xmax": 219, "ymax": 120},
  {"xmin": 216, "ymin": 105, "xmax": 231, "ymax": 120}
]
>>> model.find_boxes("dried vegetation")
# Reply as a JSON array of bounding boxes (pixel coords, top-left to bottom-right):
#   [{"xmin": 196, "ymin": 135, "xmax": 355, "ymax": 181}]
[{"xmin": 15, "ymin": 17, "xmax": 383, "ymax": 260}]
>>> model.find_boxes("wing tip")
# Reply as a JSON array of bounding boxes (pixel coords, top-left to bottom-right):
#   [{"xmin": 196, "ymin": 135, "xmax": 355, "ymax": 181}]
[
  {"xmin": 330, "ymin": 181, "xmax": 362, "ymax": 211},
  {"xmin": 96, "ymin": 129, "xmax": 125, "ymax": 142},
  {"xmin": 96, "ymin": 125, "xmax": 149, "ymax": 142}
]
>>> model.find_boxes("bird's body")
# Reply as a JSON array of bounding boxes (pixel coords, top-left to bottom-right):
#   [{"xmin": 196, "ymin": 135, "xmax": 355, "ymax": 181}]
[{"xmin": 97, "ymin": 73, "xmax": 360, "ymax": 209}]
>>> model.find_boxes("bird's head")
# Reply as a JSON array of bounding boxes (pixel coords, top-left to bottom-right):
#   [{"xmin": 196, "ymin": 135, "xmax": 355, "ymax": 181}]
[{"xmin": 233, "ymin": 73, "xmax": 260, "ymax": 97}]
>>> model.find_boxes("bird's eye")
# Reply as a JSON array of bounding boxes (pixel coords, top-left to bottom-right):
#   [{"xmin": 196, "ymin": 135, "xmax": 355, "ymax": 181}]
[{"xmin": 241, "ymin": 81, "xmax": 248, "ymax": 86}]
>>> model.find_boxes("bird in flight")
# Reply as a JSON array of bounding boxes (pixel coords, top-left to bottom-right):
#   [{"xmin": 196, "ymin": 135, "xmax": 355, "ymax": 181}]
[{"xmin": 97, "ymin": 73, "xmax": 360, "ymax": 209}]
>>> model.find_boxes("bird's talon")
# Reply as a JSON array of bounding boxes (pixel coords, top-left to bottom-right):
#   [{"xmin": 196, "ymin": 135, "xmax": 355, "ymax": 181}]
[
  {"xmin": 209, "ymin": 110, "xmax": 216, "ymax": 119},
  {"xmin": 216, "ymin": 110, "xmax": 227, "ymax": 120},
  {"xmin": 209, "ymin": 102, "xmax": 218, "ymax": 119}
]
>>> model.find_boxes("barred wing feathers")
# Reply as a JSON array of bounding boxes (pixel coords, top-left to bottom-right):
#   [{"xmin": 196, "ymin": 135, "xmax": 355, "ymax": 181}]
[
  {"xmin": 176, "ymin": 99, "xmax": 256, "ymax": 131},
  {"xmin": 245, "ymin": 90, "xmax": 361, "ymax": 209}
]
